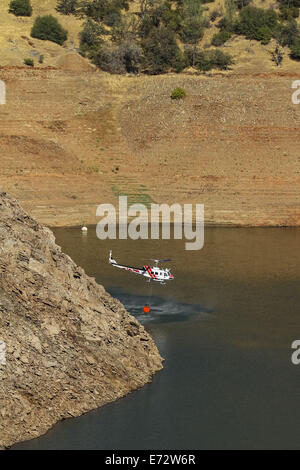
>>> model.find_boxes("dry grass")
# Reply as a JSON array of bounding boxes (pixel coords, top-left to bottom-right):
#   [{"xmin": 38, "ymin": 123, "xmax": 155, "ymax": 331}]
[
  {"xmin": 0, "ymin": 0, "xmax": 300, "ymax": 70},
  {"xmin": 199, "ymin": 0, "xmax": 300, "ymax": 73},
  {"xmin": 0, "ymin": 0, "xmax": 83, "ymax": 66}
]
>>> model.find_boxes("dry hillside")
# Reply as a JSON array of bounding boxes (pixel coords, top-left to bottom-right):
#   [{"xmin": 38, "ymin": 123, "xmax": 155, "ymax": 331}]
[{"xmin": 0, "ymin": 0, "xmax": 300, "ymax": 226}]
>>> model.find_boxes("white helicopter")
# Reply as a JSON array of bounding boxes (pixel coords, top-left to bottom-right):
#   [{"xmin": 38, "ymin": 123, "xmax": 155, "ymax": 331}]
[{"xmin": 109, "ymin": 251, "xmax": 174, "ymax": 284}]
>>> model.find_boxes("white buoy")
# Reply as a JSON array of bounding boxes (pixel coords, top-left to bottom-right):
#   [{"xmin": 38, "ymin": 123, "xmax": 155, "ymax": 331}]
[{"xmin": 81, "ymin": 226, "xmax": 88, "ymax": 232}]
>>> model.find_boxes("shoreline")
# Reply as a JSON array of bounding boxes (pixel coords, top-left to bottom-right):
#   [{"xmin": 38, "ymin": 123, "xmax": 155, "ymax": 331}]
[
  {"xmin": 50, "ymin": 221, "xmax": 300, "ymax": 229},
  {"xmin": 0, "ymin": 68, "xmax": 299, "ymax": 230}
]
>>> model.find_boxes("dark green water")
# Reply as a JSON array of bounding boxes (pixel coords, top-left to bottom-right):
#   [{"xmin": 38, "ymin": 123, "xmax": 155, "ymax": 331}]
[{"xmin": 14, "ymin": 227, "xmax": 300, "ymax": 449}]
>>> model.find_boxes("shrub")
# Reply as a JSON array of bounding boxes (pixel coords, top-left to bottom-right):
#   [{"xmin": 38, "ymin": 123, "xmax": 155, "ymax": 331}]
[
  {"xmin": 31, "ymin": 15, "xmax": 68, "ymax": 45},
  {"xmin": 38, "ymin": 54, "xmax": 44, "ymax": 64},
  {"xmin": 217, "ymin": 17, "xmax": 235, "ymax": 33},
  {"xmin": 9, "ymin": 0, "xmax": 32, "ymax": 16},
  {"xmin": 56, "ymin": 0, "xmax": 78, "ymax": 15},
  {"xmin": 256, "ymin": 25, "xmax": 272, "ymax": 44},
  {"xmin": 171, "ymin": 87, "xmax": 187, "ymax": 100},
  {"xmin": 90, "ymin": 45, "xmax": 124, "ymax": 73},
  {"xmin": 290, "ymin": 37, "xmax": 300, "ymax": 59},
  {"xmin": 211, "ymin": 30, "xmax": 232, "ymax": 46},
  {"xmin": 180, "ymin": 0, "xmax": 204, "ymax": 45},
  {"xmin": 235, "ymin": 6, "xmax": 278, "ymax": 42},
  {"xmin": 24, "ymin": 58, "xmax": 34, "ymax": 66},
  {"xmin": 279, "ymin": 5, "xmax": 299, "ymax": 20},
  {"xmin": 213, "ymin": 49, "xmax": 234, "ymax": 69},
  {"xmin": 190, "ymin": 48, "xmax": 234, "ymax": 71},
  {"xmin": 79, "ymin": 18, "xmax": 107, "ymax": 53},
  {"xmin": 119, "ymin": 41, "xmax": 143, "ymax": 73},
  {"xmin": 79, "ymin": 0, "xmax": 129, "ymax": 27},
  {"xmin": 278, "ymin": 0, "xmax": 300, "ymax": 8},
  {"xmin": 276, "ymin": 19, "xmax": 300, "ymax": 46},
  {"xmin": 158, "ymin": 1, "xmax": 181, "ymax": 32}
]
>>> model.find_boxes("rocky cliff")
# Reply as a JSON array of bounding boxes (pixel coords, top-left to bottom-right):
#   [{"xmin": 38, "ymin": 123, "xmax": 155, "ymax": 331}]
[{"xmin": 0, "ymin": 192, "xmax": 163, "ymax": 448}]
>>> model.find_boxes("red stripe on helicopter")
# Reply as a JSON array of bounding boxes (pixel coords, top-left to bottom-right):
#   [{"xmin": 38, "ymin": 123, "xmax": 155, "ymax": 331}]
[{"xmin": 144, "ymin": 266, "xmax": 156, "ymax": 279}]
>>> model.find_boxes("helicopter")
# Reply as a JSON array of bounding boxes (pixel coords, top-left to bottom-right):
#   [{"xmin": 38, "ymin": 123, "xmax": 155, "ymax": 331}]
[{"xmin": 109, "ymin": 251, "xmax": 174, "ymax": 284}]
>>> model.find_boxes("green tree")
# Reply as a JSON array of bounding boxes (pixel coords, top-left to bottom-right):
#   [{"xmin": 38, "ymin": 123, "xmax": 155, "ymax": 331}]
[
  {"xmin": 256, "ymin": 25, "xmax": 272, "ymax": 44},
  {"xmin": 111, "ymin": 14, "xmax": 139, "ymax": 43},
  {"xmin": 79, "ymin": 18, "xmax": 107, "ymax": 52},
  {"xmin": 90, "ymin": 40, "xmax": 142, "ymax": 73},
  {"xmin": 142, "ymin": 26, "xmax": 186, "ymax": 73},
  {"xmin": 213, "ymin": 48, "xmax": 234, "ymax": 69},
  {"xmin": 279, "ymin": 4, "xmax": 299, "ymax": 20},
  {"xmin": 180, "ymin": 0, "xmax": 204, "ymax": 44},
  {"xmin": 225, "ymin": 0, "xmax": 236, "ymax": 23},
  {"xmin": 275, "ymin": 19, "xmax": 300, "ymax": 46},
  {"xmin": 79, "ymin": 0, "xmax": 130, "ymax": 26},
  {"xmin": 211, "ymin": 30, "xmax": 231, "ymax": 46},
  {"xmin": 179, "ymin": 0, "xmax": 204, "ymax": 67},
  {"xmin": 278, "ymin": 0, "xmax": 300, "ymax": 8},
  {"xmin": 138, "ymin": 0, "xmax": 164, "ymax": 39},
  {"xmin": 159, "ymin": 1, "xmax": 181, "ymax": 32},
  {"xmin": 235, "ymin": 6, "xmax": 278, "ymax": 42},
  {"xmin": 290, "ymin": 37, "xmax": 300, "ymax": 59},
  {"xmin": 9, "ymin": 0, "xmax": 32, "ymax": 16},
  {"xmin": 31, "ymin": 15, "xmax": 68, "ymax": 45},
  {"xmin": 189, "ymin": 48, "xmax": 234, "ymax": 71}
]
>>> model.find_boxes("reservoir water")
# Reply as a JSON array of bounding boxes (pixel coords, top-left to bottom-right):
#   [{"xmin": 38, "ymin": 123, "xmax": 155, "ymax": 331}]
[{"xmin": 14, "ymin": 227, "xmax": 300, "ymax": 449}]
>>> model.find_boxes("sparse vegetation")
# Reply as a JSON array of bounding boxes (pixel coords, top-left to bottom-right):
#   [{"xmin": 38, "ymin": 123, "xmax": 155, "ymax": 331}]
[
  {"xmin": 270, "ymin": 42, "xmax": 285, "ymax": 66},
  {"xmin": 179, "ymin": 0, "xmax": 205, "ymax": 45},
  {"xmin": 31, "ymin": 15, "xmax": 68, "ymax": 45},
  {"xmin": 51, "ymin": 0, "xmax": 300, "ymax": 73},
  {"xmin": 79, "ymin": 18, "xmax": 107, "ymax": 53},
  {"xmin": 56, "ymin": 0, "xmax": 78, "ymax": 15},
  {"xmin": 234, "ymin": 6, "xmax": 278, "ymax": 44},
  {"xmin": 9, "ymin": 0, "xmax": 32, "ymax": 17},
  {"xmin": 279, "ymin": 4, "xmax": 299, "ymax": 20},
  {"xmin": 290, "ymin": 37, "xmax": 300, "ymax": 59},
  {"xmin": 171, "ymin": 87, "xmax": 187, "ymax": 100},
  {"xmin": 211, "ymin": 30, "xmax": 232, "ymax": 46},
  {"xmin": 142, "ymin": 26, "xmax": 187, "ymax": 74},
  {"xmin": 185, "ymin": 47, "xmax": 234, "ymax": 71}
]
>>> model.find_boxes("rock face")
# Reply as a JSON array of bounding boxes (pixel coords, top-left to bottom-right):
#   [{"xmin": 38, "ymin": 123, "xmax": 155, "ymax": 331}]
[{"xmin": 0, "ymin": 192, "xmax": 163, "ymax": 448}]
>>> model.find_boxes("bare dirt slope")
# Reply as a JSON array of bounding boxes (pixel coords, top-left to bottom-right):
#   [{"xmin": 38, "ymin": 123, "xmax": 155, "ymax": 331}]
[
  {"xmin": 0, "ymin": 0, "xmax": 83, "ymax": 67},
  {"xmin": 1, "ymin": 0, "xmax": 300, "ymax": 226},
  {"xmin": 0, "ymin": 66, "xmax": 300, "ymax": 226},
  {"xmin": 1, "ymin": 0, "xmax": 300, "ymax": 72}
]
